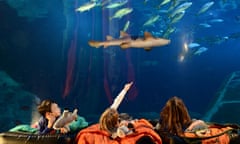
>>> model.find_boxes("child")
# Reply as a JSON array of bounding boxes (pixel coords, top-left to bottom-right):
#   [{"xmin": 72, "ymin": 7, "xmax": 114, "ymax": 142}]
[
  {"xmin": 99, "ymin": 82, "xmax": 133, "ymax": 138},
  {"xmin": 155, "ymin": 96, "xmax": 208, "ymax": 143},
  {"xmin": 37, "ymin": 99, "xmax": 68, "ymax": 134}
]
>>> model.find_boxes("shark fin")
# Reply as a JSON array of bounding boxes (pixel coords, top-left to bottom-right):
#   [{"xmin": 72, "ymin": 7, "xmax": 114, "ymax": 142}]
[
  {"xmin": 73, "ymin": 109, "xmax": 78, "ymax": 114},
  {"xmin": 144, "ymin": 32, "xmax": 153, "ymax": 39},
  {"xmin": 106, "ymin": 35, "xmax": 114, "ymax": 40},
  {"xmin": 63, "ymin": 110, "xmax": 69, "ymax": 117},
  {"xmin": 120, "ymin": 31, "xmax": 129, "ymax": 38},
  {"xmin": 120, "ymin": 42, "xmax": 130, "ymax": 49},
  {"xmin": 144, "ymin": 47, "xmax": 152, "ymax": 51}
]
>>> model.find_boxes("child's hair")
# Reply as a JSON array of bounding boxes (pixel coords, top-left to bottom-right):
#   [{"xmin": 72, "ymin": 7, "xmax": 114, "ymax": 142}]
[
  {"xmin": 37, "ymin": 99, "xmax": 55, "ymax": 116},
  {"xmin": 159, "ymin": 96, "xmax": 191, "ymax": 135},
  {"xmin": 99, "ymin": 108, "xmax": 119, "ymax": 133}
]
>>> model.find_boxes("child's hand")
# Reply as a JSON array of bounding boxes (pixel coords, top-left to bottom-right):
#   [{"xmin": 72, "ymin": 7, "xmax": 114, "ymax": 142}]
[
  {"xmin": 46, "ymin": 113, "xmax": 56, "ymax": 128},
  {"xmin": 117, "ymin": 127, "xmax": 126, "ymax": 138},
  {"xmin": 124, "ymin": 82, "xmax": 133, "ymax": 91},
  {"xmin": 119, "ymin": 120, "xmax": 128, "ymax": 127},
  {"xmin": 60, "ymin": 127, "xmax": 69, "ymax": 134}
]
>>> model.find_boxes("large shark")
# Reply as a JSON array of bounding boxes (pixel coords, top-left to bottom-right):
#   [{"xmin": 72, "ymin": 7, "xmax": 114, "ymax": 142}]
[
  {"xmin": 120, "ymin": 32, "xmax": 171, "ymax": 51},
  {"xmin": 88, "ymin": 31, "xmax": 170, "ymax": 51}
]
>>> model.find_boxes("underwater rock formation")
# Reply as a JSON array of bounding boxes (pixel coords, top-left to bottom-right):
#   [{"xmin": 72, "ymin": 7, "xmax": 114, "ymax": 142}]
[
  {"xmin": 5, "ymin": 0, "xmax": 50, "ymax": 19},
  {"xmin": 203, "ymin": 71, "xmax": 240, "ymax": 123},
  {"xmin": 0, "ymin": 71, "xmax": 40, "ymax": 132}
]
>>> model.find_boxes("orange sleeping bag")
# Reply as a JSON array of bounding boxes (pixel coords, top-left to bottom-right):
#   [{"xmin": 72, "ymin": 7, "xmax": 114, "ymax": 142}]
[
  {"xmin": 183, "ymin": 125, "xmax": 233, "ymax": 144},
  {"xmin": 75, "ymin": 119, "xmax": 162, "ymax": 144}
]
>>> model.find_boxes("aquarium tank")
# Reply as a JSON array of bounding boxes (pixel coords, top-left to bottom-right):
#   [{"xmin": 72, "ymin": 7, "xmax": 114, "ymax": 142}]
[{"xmin": 0, "ymin": 0, "xmax": 240, "ymax": 133}]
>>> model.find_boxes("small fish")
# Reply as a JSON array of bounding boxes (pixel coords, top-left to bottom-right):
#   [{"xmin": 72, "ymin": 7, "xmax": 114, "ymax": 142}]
[
  {"xmin": 110, "ymin": 8, "xmax": 133, "ymax": 20},
  {"xmin": 209, "ymin": 18, "xmax": 224, "ymax": 23},
  {"xmin": 76, "ymin": 2, "xmax": 98, "ymax": 12},
  {"xmin": 162, "ymin": 26, "xmax": 176, "ymax": 38},
  {"xmin": 160, "ymin": 0, "xmax": 171, "ymax": 6},
  {"xmin": 170, "ymin": 11, "xmax": 185, "ymax": 24},
  {"xmin": 167, "ymin": 0, "xmax": 180, "ymax": 12},
  {"xmin": 143, "ymin": 15, "xmax": 160, "ymax": 27},
  {"xmin": 197, "ymin": 1, "xmax": 214, "ymax": 15},
  {"xmin": 157, "ymin": 0, "xmax": 171, "ymax": 8},
  {"xmin": 188, "ymin": 43, "xmax": 200, "ymax": 49},
  {"xmin": 158, "ymin": 10, "xmax": 169, "ymax": 13},
  {"xmin": 199, "ymin": 23, "xmax": 211, "ymax": 28},
  {"xmin": 104, "ymin": 0, "xmax": 128, "ymax": 9},
  {"xmin": 151, "ymin": 31, "xmax": 163, "ymax": 37},
  {"xmin": 170, "ymin": 2, "xmax": 192, "ymax": 18},
  {"xmin": 123, "ymin": 20, "xmax": 130, "ymax": 32},
  {"xmin": 194, "ymin": 47, "xmax": 208, "ymax": 55}
]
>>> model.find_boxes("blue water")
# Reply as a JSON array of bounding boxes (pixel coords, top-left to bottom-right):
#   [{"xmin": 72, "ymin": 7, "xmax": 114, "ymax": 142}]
[{"xmin": 0, "ymin": 0, "xmax": 240, "ymax": 130}]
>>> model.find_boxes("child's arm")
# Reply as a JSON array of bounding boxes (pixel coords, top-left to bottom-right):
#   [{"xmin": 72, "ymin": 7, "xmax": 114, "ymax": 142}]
[
  {"xmin": 185, "ymin": 119, "xmax": 208, "ymax": 132},
  {"xmin": 38, "ymin": 117, "xmax": 54, "ymax": 134},
  {"xmin": 110, "ymin": 82, "xmax": 133, "ymax": 110}
]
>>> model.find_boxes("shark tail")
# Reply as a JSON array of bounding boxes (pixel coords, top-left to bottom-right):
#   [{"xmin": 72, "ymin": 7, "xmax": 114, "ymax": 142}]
[{"xmin": 88, "ymin": 41, "xmax": 102, "ymax": 48}]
